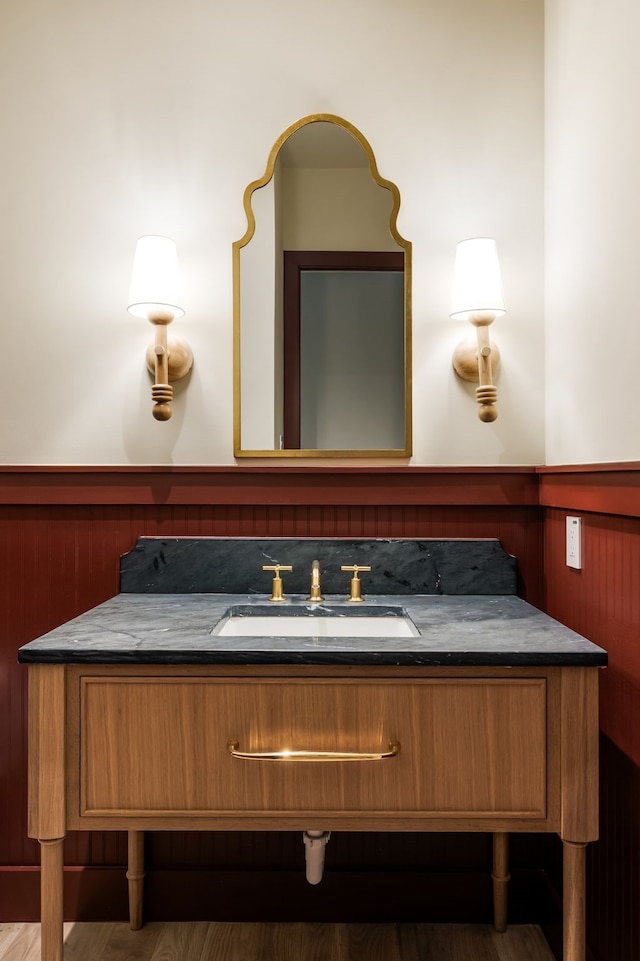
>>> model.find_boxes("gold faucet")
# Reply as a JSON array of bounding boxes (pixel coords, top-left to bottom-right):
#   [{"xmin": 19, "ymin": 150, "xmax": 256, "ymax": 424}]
[
  {"xmin": 341, "ymin": 564, "xmax": 372, "ymax": 602},
  {"xmin": 308, "ymin": 559, "xmax": 324, "ymax": 602},
  {"xmin": 262, "ymin": 564, "xmax": 292, "ymax": 602}
]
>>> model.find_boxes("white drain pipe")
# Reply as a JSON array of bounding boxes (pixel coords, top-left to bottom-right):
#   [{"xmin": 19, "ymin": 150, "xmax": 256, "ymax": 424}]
[{"xmin": 303, "ymin": 830, "xmax": 331, "ymax": 884}]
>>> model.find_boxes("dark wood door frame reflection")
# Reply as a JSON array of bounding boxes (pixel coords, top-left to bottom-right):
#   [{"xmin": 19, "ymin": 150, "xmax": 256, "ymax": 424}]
[{"xmin": 282, "ymin": 250, "xmax": 404, "ymax": 450}]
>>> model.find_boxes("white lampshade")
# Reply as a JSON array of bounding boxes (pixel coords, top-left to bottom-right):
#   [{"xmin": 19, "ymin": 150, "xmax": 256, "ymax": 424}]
[
  {"xmin": 127, "ymin": 235, "xmax": 185, "ymax": 319},
  {"xmin": 450, "ymin": 238, "xmax": 506, "ymax": 320}
]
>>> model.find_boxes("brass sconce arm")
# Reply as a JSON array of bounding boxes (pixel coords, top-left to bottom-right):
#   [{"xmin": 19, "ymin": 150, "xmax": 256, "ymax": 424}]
[
  {"xmin": 452, "ymin": 311, "xmax": 500, "ymax": 423},
  {"xmin": 145, "ymin": 311, "xmax": 193, "ymax": 422}
]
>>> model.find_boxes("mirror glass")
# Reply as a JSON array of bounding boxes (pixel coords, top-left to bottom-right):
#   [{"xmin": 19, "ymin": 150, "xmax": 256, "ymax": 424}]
[{"xmin": 233, "ymin": 114, "xmax": 412, "ymax": 457}]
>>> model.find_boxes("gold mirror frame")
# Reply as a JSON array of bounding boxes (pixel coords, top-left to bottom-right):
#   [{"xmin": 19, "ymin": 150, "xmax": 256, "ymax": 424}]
[{"xmin": 233, "ymin": 113, "xmax": 412, "ymax": 458}]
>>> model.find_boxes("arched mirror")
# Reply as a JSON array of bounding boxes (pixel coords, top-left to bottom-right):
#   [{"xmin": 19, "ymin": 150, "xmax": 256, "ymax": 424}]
[{"xmin": 233, "ymin": 114, "xmax": 412, "ymax": 457}]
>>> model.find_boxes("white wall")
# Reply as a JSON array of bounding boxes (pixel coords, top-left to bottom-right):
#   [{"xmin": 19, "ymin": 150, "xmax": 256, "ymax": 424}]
[
  {"xmin": 0, "ymin": 0, "xmax": 543, "ymax": 466},
  {"xmin": 280, "ymin": 168, "xmax": 397, "ymax": 251},
  {"xmin": 545, "ymin": 0, "xmax": 640, "ymax": 465}
]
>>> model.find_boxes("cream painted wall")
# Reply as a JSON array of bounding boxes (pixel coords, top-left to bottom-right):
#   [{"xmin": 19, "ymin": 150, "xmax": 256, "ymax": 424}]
[
  {"xmin": 0, "ymin": 0, "xmax": 543, "ymax": 466},
  {"xmin": 280, "ymin": 168, "xmax": 397, "ymax": 251},
  {"xmin": 545, "ymin": 0, "xmax": 640, "ymax": 465}
]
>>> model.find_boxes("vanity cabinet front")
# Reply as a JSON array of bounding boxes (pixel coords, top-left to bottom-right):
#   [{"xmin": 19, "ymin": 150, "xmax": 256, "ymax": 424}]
[
  {"xmin": 29, "ymin": 662, "xmax": 598, "ymax": 961},
  {"xmin": 72, "ymin": 671, "xmax": 550, "ymax": 824}
]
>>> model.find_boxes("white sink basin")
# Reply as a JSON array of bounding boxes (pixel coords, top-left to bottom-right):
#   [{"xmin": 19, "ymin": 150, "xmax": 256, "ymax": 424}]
[{"xmin": 213, "ymin": 612, "xmax": 419, "ymax": 638}]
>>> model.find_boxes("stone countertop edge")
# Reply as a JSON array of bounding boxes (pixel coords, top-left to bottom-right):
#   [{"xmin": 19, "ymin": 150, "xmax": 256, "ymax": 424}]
[{"xmin": 17, "ymin": 593, "xmax": 608, "ymax": 668}]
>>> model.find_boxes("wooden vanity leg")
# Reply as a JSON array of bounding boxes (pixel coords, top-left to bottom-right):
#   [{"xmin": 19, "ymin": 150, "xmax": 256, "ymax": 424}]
[
  {"xmin": 40, "ymin": 837, "xmax": 65, "ymax": 961},
  {"xmin": 491, "ymin": 832, "xmax": 509, "ymax": 933},
  {"xmin": 127, "ymin": 831, "xmax": 145, "ymax": 930},
  {"xmin": 563, "ymin": 840, "xmax": 587, "ymax": 961}
]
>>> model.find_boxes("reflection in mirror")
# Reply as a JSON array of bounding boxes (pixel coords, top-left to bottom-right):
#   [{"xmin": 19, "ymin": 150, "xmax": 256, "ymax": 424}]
[{"xmin": 233, "ymin": 114, "xmax": 412, "ymax": 457}]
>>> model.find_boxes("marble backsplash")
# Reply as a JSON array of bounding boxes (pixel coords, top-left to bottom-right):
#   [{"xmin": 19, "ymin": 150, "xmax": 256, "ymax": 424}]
[{"xmin": 120, "ymin": 537, "xmax": 517, "ymax": 596}]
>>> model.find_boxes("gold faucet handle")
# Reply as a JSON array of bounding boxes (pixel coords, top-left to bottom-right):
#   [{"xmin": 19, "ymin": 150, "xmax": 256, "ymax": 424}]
[
  {"xmin": 341, "ymin": 565, "xmax": 372, "ymax": 603},
  {"xmin": 262, "ymin": 564, "xmax": 293, "ymax": 602}
]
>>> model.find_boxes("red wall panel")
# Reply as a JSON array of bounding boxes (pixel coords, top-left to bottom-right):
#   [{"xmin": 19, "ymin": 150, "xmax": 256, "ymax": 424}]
[
  {"xmin": 543, "ymin": 507, "xmax": 640, "ymax": 768},
  {"xmin": 539, "ymin": 470, "xmax": 640, "ymax": 961},
  {"xmin": 0, "ymin": 469, "xmax": 543, "ymax": 890},
  {"xmin": 586, "ymin": 734, "xmax": 640, "ymax": 961},
  {"xmin": 3, "ymin": 463, "xmax": 639, "ymax": 954}
]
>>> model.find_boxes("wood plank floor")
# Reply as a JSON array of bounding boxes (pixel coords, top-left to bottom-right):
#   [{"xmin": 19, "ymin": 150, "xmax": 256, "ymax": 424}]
[{"xmin": 0, "ymin": 922, "xmax": 556, "ymax": 960}]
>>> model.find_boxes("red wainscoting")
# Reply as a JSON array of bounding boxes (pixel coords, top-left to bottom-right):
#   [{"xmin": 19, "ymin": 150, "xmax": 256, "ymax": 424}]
[
  {"xmin": 3, "ymin": 462, "xmax": 640, "ymax": 961},
  {"xmin": 0, "ymin": 466, "xmax": 543, "ymax": 921},
  {"xmin": 538, "ymin": 463, "xmax": 640, "ymax": 961},
  {"xmin": 539, "ymin": 465, "xmax": 640, "ymax": 768}
]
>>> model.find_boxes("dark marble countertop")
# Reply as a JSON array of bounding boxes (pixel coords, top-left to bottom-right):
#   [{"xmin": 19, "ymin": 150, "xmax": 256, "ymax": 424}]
[{"xmin": 17, "ymin": 593, "xmax": 608, "ymax": 667}]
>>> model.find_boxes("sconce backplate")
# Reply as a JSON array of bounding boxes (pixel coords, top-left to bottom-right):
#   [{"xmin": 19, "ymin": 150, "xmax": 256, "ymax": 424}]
[
  {"xmin": 452, "ymin": 336, "xmax": 500, "ymax": 384},
  {"xmin": 145, "ymin": 337, "xmax": 193, "ymax": 381}
]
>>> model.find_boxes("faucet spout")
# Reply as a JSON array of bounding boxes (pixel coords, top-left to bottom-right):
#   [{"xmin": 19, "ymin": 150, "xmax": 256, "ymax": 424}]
[{"xmin": 308, "ymin": 559, "xmax": 324, "ymax": 602}]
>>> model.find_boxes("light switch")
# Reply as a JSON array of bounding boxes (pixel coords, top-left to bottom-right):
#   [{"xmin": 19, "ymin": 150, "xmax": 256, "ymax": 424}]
[{"xmin": 566, "ymin": 516, "xmax": 582, "ymax": 570}]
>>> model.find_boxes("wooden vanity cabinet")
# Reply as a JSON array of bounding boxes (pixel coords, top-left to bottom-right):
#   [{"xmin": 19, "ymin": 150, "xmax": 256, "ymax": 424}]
[{"xmin": 28, "ymin": 662, "xmax": 599, "ymax": 961}]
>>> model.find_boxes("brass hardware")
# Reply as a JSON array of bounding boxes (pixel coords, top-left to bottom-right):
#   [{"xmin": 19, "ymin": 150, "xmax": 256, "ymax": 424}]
[
  {"xmin": 144, "ymin": 333, "xmax": 193, "ymax": 422},
  {"xmin": 452, "ymin": 318, "xmax": 500, "ymax": 423},
  {"xmin": 341, "ymin": 564, "xmax": 372, "ymax": 602},
  {"xmin": 227, "ymin": 740, "xmax": 400, "ymax": 762},
  {"xmin": 262, "ymin": 564, "xmax": 292, "ymax": 602},
  {"xmin": 308, "ymin": 559, "xmax": 324, "ymax": 602}
]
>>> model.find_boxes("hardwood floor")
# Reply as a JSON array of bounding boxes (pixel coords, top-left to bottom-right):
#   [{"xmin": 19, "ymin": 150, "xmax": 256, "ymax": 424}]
[{"xmin": 0, "ymin": 922, "xmax": 556, "ymax": 960}]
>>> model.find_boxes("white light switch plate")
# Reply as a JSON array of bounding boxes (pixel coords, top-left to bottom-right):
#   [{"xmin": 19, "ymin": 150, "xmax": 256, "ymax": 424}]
[{"xmin": 566, "ymin": 516, "xmax": 582, "ymax": 569}]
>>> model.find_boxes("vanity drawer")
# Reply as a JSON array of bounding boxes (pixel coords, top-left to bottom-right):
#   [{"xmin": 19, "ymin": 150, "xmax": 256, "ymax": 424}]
[{"xmin": 75, "ymin": 675, "xmax": 548, "ymax": 820}]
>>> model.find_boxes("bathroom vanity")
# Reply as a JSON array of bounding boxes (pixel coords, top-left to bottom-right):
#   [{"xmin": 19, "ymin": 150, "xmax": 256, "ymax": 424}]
[{"xmin": 19, "ymin": 538, "xmax": 607, "ymax": 961}]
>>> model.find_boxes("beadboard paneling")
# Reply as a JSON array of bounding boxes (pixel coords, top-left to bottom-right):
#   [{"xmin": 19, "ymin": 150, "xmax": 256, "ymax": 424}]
[
  {"xmin": 543, "ymin": 507, "xmax": 640, "ymax": 767},
  {"xmin": 0, "ymin": 468, "xmax": 542, "ymax": 920},
  {"xmin": 5, "ymin": 462, "xmax": 640, "ymax": 961},
  {"xmin": 540, "ymin": 474, "xmax": 640, "ymax": 961},
  {"xmin": 587, "ymin": 734, "xmax": 640, "ymax": 961}
]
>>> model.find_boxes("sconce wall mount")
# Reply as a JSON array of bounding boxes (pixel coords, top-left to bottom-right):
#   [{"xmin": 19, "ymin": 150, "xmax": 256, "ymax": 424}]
[
  {"xmin": 128, "ymin": 236, "xmax": 193, "ymax": 421},
  {"xmin": 450, "ymin": 238, "xmax": 506, "ymax": 423}
]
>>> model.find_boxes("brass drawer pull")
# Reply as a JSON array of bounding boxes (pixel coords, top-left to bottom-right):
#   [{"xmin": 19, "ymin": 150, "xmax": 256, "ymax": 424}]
[{"xmin": 227, "ymin": 740, "xmax": 400, "ymax": 762}]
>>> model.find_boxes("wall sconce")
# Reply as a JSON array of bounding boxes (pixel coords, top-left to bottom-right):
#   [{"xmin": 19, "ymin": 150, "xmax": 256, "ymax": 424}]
[
  {"xmin": 127, "ymin": 235, "xmax": 193, "ymax": 421},
  {"xmin": 450, "ymin": 238, "xmax": 506, "ymax": 423}
]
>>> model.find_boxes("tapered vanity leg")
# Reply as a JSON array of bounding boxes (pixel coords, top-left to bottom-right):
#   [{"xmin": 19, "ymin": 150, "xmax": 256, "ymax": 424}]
[
  {"xmin": 40, "ymin": 838, "xmax": 65, "ymax": 961},
  {"xmin": 563, "ymin": 840, "xmax": 587, "ymax": 961},
  {"xmin": 491, "ymin": 832, "xmax": 509, "ymax": 933},
  {"xmin": 127, "ymin": 831, "xmax": 145, "ymax": 930}
]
